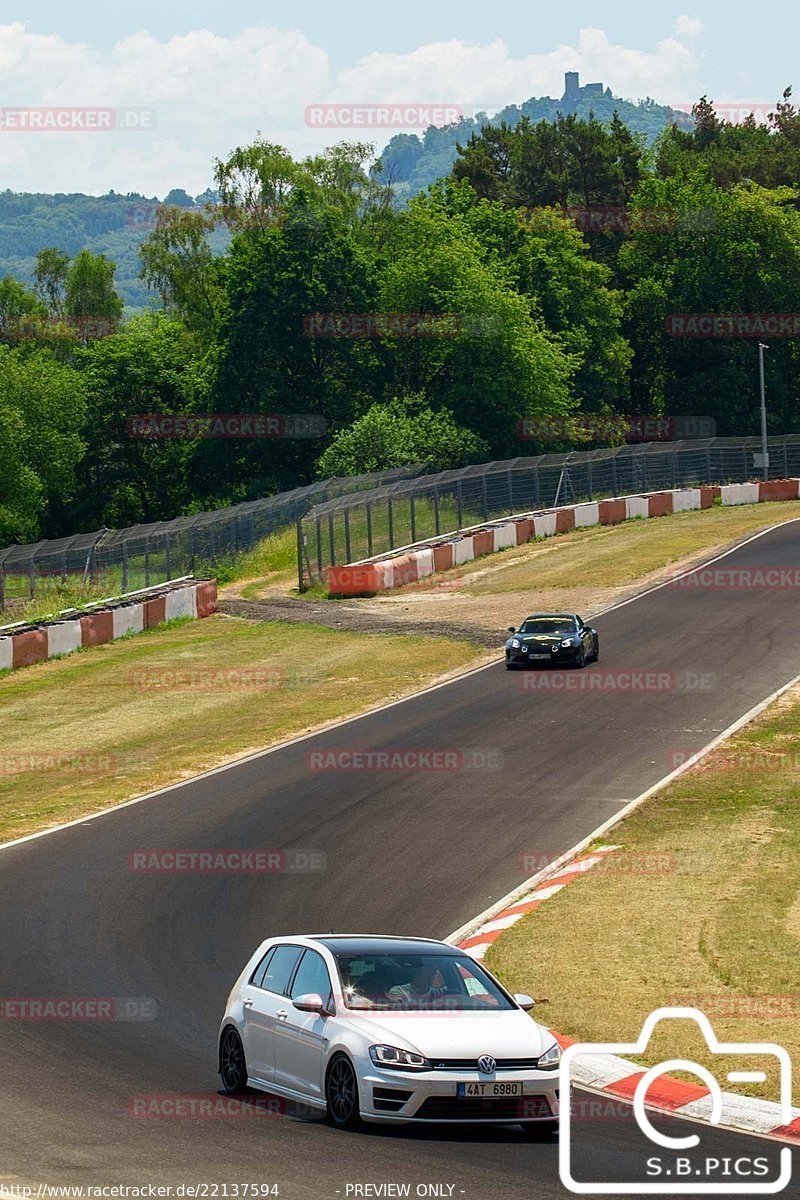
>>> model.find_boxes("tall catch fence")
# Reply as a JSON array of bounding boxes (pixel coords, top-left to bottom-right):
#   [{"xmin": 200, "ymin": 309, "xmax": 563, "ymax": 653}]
[
  {"xmin": 0, "ymin": 466, "xmax": 420, "ymax": 611},
  {"xmin": 299, "ymin": 436, "xmax": 800, "ymax": 588}
]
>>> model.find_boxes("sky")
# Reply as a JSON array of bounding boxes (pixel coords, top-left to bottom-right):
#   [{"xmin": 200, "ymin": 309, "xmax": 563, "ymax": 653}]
[{"xmin": 0, "ymin": 0, "xmax": 797, "ymax": 197}]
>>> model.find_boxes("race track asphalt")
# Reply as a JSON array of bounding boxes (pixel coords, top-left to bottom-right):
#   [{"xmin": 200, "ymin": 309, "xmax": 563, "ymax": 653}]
[{"xmin": 1, "ymin": 521, "xmax": 799, "ymax": 1198}]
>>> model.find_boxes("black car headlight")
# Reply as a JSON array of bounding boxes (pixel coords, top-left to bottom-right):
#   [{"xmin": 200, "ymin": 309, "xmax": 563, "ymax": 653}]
[
  {"xmin": 510, "ymin": 638, "xmax": 521, "ymax": 649},
  {"xmin": 369, "ymin": 1045, "xmax": 431, "ymax": 1071},
  {"xmin": 560, "ymin": 638, "xmax": 576, "ymax": 648},
  {"xmin": 537, "ymin": 1041, "xmax": 562, "ymax": 1070}
]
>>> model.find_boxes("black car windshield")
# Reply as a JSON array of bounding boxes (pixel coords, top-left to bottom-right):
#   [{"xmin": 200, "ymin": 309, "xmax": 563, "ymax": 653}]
[
  {"xmin": 335, "ymin": 953, "xmax": 515, "ymax": 1011},
  {"xmin": 518, "ymin": 617, "xmax": 576, "ymax": 636}
]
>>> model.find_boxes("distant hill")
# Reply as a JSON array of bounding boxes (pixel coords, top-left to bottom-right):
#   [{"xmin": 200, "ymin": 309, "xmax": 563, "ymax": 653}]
[
  {"xmin": 377, "ymin": 72, "xmax": 693, "ymax": 198},
  {"xmin": 0, "ymin": 75, "xmax": 692, "ymax": 309},
  {"xmin": 0, "ymin": 187, "xmax": 227, "ymax": 313}
]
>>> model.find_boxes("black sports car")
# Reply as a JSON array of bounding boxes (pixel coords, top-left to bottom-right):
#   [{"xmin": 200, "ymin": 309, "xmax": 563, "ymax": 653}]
[{"xmin": 505, "ymin": 612, "xmax": 599, "ymax": 670}]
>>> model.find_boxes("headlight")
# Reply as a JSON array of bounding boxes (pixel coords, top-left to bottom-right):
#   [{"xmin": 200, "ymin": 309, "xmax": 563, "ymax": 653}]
[
  {"xmin": 560, "ymin": 638, "xmax": 574, "ymax": 647},
  {"xmin": 537, "ymin": 1041, "xmax": 562, "ymax": 1070},
  {"xmin": 510, "ymin": 639, "xmax": 521, "ymax": 649},
  {"xmin": 370, "ymin": 1045, "xmax": 431, "ymax": 1071}
]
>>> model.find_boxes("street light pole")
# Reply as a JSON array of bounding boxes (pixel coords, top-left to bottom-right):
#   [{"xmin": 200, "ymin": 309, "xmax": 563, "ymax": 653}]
[{"xmin": 758, "ymin": 342, "xmax": 769, "ymax": 481}]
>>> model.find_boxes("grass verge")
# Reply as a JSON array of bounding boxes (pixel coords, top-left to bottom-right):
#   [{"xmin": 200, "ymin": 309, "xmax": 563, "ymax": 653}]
[
  {"xmin": 0, "ymin": 614, "xmax": 478, "ymax": 844},
  {"xmin": 487, "ymin": 682, "xmax": 800, "ymax": 1104}
]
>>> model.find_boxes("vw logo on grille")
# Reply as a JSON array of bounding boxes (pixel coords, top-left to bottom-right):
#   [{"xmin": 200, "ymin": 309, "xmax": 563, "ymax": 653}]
[{"xmin": 477, "ymin": 1055, "xmax": 497, "ymax": 1074}]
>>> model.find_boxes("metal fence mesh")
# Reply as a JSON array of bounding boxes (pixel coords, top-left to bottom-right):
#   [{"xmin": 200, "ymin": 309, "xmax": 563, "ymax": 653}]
[
  {"xmin": 0, "ymin": 465, "xmax": 421, "ymax": 610},
  {"xmin": 299, "ymin": 437, "xmax": 800, "ymax": 587}
]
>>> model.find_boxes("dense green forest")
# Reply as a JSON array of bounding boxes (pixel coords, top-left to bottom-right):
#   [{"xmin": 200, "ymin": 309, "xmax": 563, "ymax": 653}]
[{"xmin": 1, "ymin": 90, "xmax": 800, "ymax": 548}]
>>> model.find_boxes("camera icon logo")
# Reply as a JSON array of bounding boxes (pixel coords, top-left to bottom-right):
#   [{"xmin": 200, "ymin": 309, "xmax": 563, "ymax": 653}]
[{"xmin": 559, "ymin": 1006, "xmax": 793, "ymax": 1194}]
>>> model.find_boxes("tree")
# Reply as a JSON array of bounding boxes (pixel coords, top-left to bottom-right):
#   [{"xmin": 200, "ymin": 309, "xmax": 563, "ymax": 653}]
[
  {"xmin": 316, "ymin": 394, "xmax": 488, "ymax": 476},
  {"xmin": 0, "ymin": 346, "xmax": 86, "ymax": 543},
  {"xmin": 65, "ymin": 249, "xmax": 124, "ymax": 324},
  {"xmin": 33, "ymin": 247, "xmax": 70, "ymax": 315}
]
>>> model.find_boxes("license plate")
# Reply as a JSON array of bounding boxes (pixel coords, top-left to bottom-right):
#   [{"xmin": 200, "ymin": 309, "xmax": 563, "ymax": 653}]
[
  {"xmin": 457, "ymin": 1081, "xmax": 523, "ymax": 1097},
  {"xmin": 530, "ymin": 653, "xmax": 549, "ymax": 660}
]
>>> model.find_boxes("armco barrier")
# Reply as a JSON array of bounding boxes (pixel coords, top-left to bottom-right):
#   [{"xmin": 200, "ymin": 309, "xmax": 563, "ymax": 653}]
[
  {"xmin": 80, "ymin": 610, "xmax": 115, "ymax": 648},
  {"xmin": 143, "ymin": 595, "xmax": 167, "ymax": 629},
  {"xmin": 113, "ymin": 603, "xmax": 144, "ymax": 638},
  {"xmin": 327, "ymin": 481, "xmax": 800, "ymax": 597},
  {"xmin": 48, "ymin": 620, "xmax": 83, "ymax": 658},
  {"xmin": 0, "ymin": 579, "xmax": 217, "ymax": 675},
  {"xmin": 12, "ymin": 628, "xmax": 48, "ymax": 668}
]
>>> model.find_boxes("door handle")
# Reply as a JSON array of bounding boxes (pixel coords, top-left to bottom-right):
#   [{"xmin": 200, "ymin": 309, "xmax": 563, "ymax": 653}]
[
  {"xmin": 276, "ymin": 1009, "xmax": 289, "ymax": 1020},
  {"xmin": 243, "ymin": 999, "xmax": 253, "ymax": 1008}
]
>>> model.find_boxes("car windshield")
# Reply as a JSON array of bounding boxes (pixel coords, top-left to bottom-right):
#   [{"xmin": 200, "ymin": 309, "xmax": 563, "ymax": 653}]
[
  {"xmin": 518, "ymin": 617, "xmax": 576, "ymax": 636},
  {"xmin": 335, "ymin": 953, "xmax": 515, "ymax": 1011}
]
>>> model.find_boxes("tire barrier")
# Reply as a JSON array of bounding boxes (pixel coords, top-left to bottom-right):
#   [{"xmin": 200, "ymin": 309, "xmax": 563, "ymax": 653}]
[
  {"xmin": 0, "ymin": 578, "xmax": 217, "ymax": 676},
  {"xmin": 327, "ymin": 480, "xmax": 800, "ymax": 597}
]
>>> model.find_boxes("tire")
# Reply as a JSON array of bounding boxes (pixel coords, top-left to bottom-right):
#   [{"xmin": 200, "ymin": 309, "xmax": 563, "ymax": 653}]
[
  {"xmin": 325, "ymin": 1054, "xmax": 362, "ymax": 1129},
  {"xmin": 506, "ymin": 660, "xmax": 518, "ymax": 670},
  {"xmin": 573, "ymin": 647, "xmax": 586, "ymax": 669},
  {"xmin": 589, "ymin": 636, "xmax": 599, "ymax": 663},
  {"xmin": 219, "ymin": 1027, "xmax": 248, "ymax": 1094},
  {"xmin": 520, "ymin": 1119, "xmax": 559, "ymax": 1140}
]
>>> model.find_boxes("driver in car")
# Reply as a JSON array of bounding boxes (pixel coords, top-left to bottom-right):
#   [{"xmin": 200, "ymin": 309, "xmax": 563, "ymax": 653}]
[{"xmin": 388, "ymin": 961, "xmax": 448, "ymax": 1006}]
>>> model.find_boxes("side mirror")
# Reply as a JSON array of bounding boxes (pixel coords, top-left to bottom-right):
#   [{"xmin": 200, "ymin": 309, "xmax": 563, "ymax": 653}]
[
  {"xmin": 507, "ymin": 626, "xmax": 516, "ymax": 634},
  {"xmin": 292, "ymin": 992, "xmax": 327, "ymax": 1015},
  {"xmin": 514, "ymin": 993, "xmax": 536, "ymax": 1011}
]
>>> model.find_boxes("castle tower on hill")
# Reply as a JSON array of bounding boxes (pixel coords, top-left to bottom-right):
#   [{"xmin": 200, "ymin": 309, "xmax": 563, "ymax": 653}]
[{"xmin": 560, "ymin": 72, "xmax": 613, "ymax": 111}]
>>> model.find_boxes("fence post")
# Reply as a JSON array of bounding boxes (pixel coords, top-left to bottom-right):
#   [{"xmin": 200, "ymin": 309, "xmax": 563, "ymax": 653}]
[
  {"xmin": 456, "ymin": 481, "xmax": 463, "ymax": 528},
  {"xmin": 507, "ymin": 470, "xmax": 514, "ymax": 514},
  {"xmin": 611, "ymin": 455, "xmax": 618, "ymax": 496},
  {"xmin": 0, "ymin": 567, "xmax": 3, "ymax": 611},
  {"xmin": 366, "ymin": 504, "xmax": 373, "ymax": 557},
  {"xmin": 481, "ymin": 474, "xmax": 488, "ymax": 521},
  {"xmin": 29, "ymin": 555, "xmax": 36, "ymax": 599},
  {"xmin": 296, "ymin": 518, "xmax": 304, "ymax": 592},
  {"xmin": 410, "ymin": 494, "xmax": 416, "ymax": 544},
  {"xmin": 121, "ymin": 542, "xmax": 128, "ymax": 593},
  {"xmin": 533, "ymin": 465, "xmax": 540, "ymax": 509},
  {"xmin": 388, "ymin": 496, "xmax": 394, "ymax": 550},
  {"xmin": 672, "ymin": 454, "xmax": 678, "ymax": 489},
  {"xmin": 434, "ymin": 487, "xmax": 440, "ymax": 535},
  {"xmin": 316, "ymin": 516, "xmax": 323, "ymax": 579},
  {"xmin": 165, "ymin": 532, "xmax": 172, "ymax": 580},
  {"xmin": 328, "ymin": 514, "xmax": 335, "ymax": 567},
  {"xmin": 587, "ymin": 460, "xmax": 593, "ymax": 500},
  {"xmin": 344, "ymin": 508, "xmax": 352, "ymax": 563},
  {"xmin": 784, "ymin": 440, "xmax": 788, "ymax": 478}
]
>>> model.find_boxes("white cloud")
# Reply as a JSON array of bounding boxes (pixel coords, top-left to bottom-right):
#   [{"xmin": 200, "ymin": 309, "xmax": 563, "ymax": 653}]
[
  {"xmin": 673, "ymin": 15, "xmax": 705, "ymax": 38},
  {"xmin": 0, "ymin": 21, "xmax": 703, "ymax": 197}
]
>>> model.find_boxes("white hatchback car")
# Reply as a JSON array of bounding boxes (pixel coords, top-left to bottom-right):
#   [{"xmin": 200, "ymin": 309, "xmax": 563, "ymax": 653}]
[{"xmin": 218, "ymin": 934, "xmax": 561, "ymax": 1133}]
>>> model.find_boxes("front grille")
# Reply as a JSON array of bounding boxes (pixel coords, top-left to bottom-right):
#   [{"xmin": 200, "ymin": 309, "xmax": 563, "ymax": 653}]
[
  {"xmin": 373, "ymin": 1087, "xmax": 413, "ymax": 1112},
  {"xmin": 431, "ymin": 1057, "xmax": 540, "ymax": 1070},
  {"xmin": 415, "ymin": 1095, "xmax": 552, "ymax": 1121}
]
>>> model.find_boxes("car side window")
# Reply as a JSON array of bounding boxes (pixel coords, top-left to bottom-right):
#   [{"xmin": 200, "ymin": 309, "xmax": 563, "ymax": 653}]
[
  {"xmin": 261, "ymin": 945, "xmax": 303, "ymax": 996},
  {"xmin": 290, "ymin": 949, "xmax": 334, "ymax": 1010},
  {"xmin": 250, "ymin": 947, "xmax": 276, "ymax": 988}
]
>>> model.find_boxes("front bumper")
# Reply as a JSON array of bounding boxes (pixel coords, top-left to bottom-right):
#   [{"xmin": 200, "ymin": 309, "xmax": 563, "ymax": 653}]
[
  {"xmin": 359, "ymin": 1067, "xmax": 560, "ymax": 1124},
  {"xmin": 506, "ymin": 646, "xmax": 581, "ymax": 666}
]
